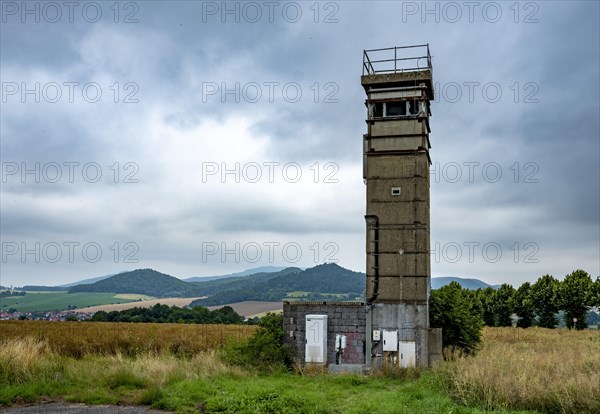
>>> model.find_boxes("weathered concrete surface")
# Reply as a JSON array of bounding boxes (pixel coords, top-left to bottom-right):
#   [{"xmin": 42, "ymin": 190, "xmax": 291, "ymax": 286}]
[
  {"xmin": 283, "ymin": 301, "xmax": 366, "ymax": 365},
  {"xmin": 0, "ymin": 404, "xmax": 173, "ymax": 414}
]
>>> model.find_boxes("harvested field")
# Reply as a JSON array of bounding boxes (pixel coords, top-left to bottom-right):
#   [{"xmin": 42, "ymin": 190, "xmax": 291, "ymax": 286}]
[{"xmin": 75, "ymin": 297, "xmax": 207, "ymax": 313}]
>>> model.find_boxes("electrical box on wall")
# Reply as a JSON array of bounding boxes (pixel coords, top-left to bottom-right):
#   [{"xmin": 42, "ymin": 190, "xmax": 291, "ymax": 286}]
[
  {"xmin": 372, "ymin": 330, "xmax": 381, "ymax": 341},
  {"xmin": 382, "ymin": 330, "xmax": 398, "ymax": 352},
  {"xmin": 305, "ymin": 315, "xmax": 327, "ymax": 364},
  {"xmin": 335, "ymin": 334, "xmax": 347, "ymax": 351}
]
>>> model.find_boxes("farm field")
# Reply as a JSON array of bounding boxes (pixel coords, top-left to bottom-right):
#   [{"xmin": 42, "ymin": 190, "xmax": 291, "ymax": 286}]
[
  {"xmin": 0, "ymin": 322, "xmax": 598, "ymax": 413},
  {"xmin": 0, "ymin": 292, "xmax": 143, "ymax": 313},
  {"xmin": 76, "ymin": 297, "xmax": 206, "ymax": 313},
  {"xmin": 0, "ymin": 321, "xmax": 255, "ymax": 357}
]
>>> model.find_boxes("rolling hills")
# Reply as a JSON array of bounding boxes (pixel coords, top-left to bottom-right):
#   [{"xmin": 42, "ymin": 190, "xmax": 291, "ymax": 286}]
[
  {"xmin": 190, "ymin": 263, "xmax": 365, "ymax": 306},
  {"xmin": 68, "ymin": 269, "xmax": 204, "ymax": 298},
  {"xmin": 6, "ymin": 265, "xmax": 500, "ymax": 312},
  {"xmin": 183, "ymin": 266, "xmax": 288, "ymax": 282}
]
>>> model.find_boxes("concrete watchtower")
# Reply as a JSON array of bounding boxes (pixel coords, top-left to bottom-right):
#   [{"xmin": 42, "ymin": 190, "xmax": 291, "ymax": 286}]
[{"xmin": 362, "ymin": 45, "xmax": 435, "ymax": 368}]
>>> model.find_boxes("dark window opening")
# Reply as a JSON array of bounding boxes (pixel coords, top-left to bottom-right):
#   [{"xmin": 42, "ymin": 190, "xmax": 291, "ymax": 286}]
[
  {"xmin": 386, "ymin": 101, "xmax": 406, "ymax": 116},
  {"xmin": 373, "ymin": 102, "xmax": 384, "ymax": 117},
  {"xmin": 370, "ymin": 100, "xmax": 423, "ymax": 119}
]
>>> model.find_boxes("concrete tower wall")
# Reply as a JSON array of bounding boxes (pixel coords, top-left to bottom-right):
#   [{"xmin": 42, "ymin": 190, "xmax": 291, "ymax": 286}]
[{"xmin": 362, "ymin": 47, "xmax": 436, "ymax": 368}]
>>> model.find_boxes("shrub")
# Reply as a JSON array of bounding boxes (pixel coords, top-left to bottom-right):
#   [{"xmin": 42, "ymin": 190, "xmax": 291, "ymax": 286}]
[
  {"xmin": 221, "ymin": 313, "xmax": 293, "ymax": 372},
  {"xmin": 430, "ymin": 282, "xmax": 483, "ymax": 355}
]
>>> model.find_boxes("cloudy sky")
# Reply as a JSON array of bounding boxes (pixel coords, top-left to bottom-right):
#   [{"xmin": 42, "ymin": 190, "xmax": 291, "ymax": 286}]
[{"xmin": 1, "ymin": 1, "xmax": 598, "ymax": 287}]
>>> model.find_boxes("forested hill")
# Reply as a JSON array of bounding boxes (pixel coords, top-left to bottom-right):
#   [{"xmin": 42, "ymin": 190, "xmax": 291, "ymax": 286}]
[
  {"xmin": 267, "ymin": 263, "xmax": 364, "ymax": 293},
  {"xmin": 191, "ymin": 263, "xmax": 366, "ymax": 306},
  {"xmin": 68, "ymin": 269, "xmax": 204, "ymax": 298}
]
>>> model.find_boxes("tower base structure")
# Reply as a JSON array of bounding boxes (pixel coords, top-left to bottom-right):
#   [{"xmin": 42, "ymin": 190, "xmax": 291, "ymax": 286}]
[
  {"xmin": 365, "ymin": 303, "xmax": 439, "ymax": 369},
  {"xmin": 282, "ymin": 301, "xmax": 442, "ymax": 371}
]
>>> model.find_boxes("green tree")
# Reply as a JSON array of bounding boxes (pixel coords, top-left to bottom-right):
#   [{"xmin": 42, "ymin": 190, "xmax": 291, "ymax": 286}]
[
  {"xmin": 531, "ymin": 274, "xmax": 560, "ymax": 328},
  {"xmin": 559, "ymin": 269, "xmax": 593, "ymax": 330},
  {"xmin": 474, "ymin": 287, "xmax": 496, "ymax": 327},
  {"xmin": 492, "ymin": 283, "xmax": 516, "ymax": 327},
  {"xmin": 91, "ymin": 310, "xmax": 109, "ymax": 322},
  {"xmin": 511, "ymin": 282, "xmax": 535, "ymax": 328},
  {"xmin": 589, "ymin": 276, "xmax": 600, "ymax": 308},
  {"xmin": 430, "ymin": 282, "xmax": 484, "ymax": 355}
]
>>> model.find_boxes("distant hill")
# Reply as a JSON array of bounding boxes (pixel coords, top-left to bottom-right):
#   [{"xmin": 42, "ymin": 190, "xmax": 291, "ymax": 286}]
[
  {"xmin": 59, "ymin": 272, "xmax": 127, "ymax": 288},
  {"xmin": 20, "ymin": 285, "xmax": 65, "ymax": 292},
  {"xmin": 184, "ymin": 266, "xmax": 288, "ymax": 283},
  {"xmin": 268, "ymin": 263, "xmax": 364, "ymax": 293},
  {"xmin": 191, "ymin": 263, "xmax": 365, "ymax": 307},
  {"xmin": 68, "ymin": 269, "xmax": 204, "ymax": 298},
  {"xmin": 190, "ymin": 267, "xmax": 303, "ymax": 298},
  {"xmin": 431, "ymin": 277, "xmax": 497, "ymax": 290}
]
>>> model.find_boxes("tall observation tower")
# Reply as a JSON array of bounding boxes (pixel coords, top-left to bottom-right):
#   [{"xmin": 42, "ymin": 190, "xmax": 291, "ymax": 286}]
[
  {"xmin": 362, "ymin": 45, "xmax": 435, "ymax": 368},
  {"xmin": 281, "ymin": 45, "xmax": 440, "ymax": 371}
]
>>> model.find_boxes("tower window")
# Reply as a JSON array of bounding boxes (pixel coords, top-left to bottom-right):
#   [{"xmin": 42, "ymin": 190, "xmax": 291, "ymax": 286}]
[
  {"xmin": 370, "ymin": 100, "xmax": 422, "ymax": 118},
  {"xmin": 372, "ymin": 102, "xmax": 383, "ymax": 117},
  {"xmin": 386, "ymin": 101, "xmax": 406, "ymax": 116}
]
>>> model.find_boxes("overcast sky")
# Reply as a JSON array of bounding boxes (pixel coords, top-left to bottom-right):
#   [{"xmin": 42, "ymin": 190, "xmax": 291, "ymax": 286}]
[{"xmin": 1, "ymin": 1, "xmax": 598, "ymax": 287}]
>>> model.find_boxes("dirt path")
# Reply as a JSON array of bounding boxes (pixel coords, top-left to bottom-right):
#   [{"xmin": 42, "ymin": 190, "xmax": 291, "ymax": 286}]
[{"xmin": 0, "ymin": 404, "xmax": 173, "ymax": 414}]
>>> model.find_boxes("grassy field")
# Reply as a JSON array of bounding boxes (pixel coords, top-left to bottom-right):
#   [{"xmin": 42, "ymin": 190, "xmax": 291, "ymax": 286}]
[
  {"xmin": 0, "ymin": 323, "xmax": 597, "ymax": 413},
  {"xmin": 0, "ymin": 321, "xmax": 256, "ymax": 357},
  {"xmin": 0, "ymin": 292, "xmax": 141, "ymax": 312},
  {"xmin": 438, "ymin": 327, "xmax": 600, "ymax": 414},
  {"xmin": 0, "ymin": 336, "xmax": 527, "ymax": 414}
]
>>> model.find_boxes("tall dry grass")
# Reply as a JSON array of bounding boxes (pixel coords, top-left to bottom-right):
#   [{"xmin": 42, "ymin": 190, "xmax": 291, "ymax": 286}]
[
  {"xmin": 0, "ymin": 336, "xmax": 247, "ymax": 392},
  {"xmin": 0, "ymin": 337, "xmax": 51, "ymax": 384},
  {"xmin": 437, "ymin": 327, "xmax": 600, "ymax": 414},
  {"xmin": 0, "ymin": 320, "xmax": 255, "ymax": 357}
]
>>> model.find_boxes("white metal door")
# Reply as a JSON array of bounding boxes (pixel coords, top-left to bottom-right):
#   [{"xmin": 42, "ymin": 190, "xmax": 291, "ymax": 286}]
[
  {"xmin": 398, "ymin": 341, "xmax": 416, "ymax": 368},
  {"xmin": 305, "ymin": 315, "xmax": 327, "ymax": 363}
]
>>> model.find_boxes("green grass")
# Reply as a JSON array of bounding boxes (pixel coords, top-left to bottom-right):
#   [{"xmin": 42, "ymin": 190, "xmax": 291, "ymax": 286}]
[
  {"xmin": 0, "ymin": 292, "xmax": 138, "ymax": 312},
  {"xmin": 157, "ymin": 373, "xmax": 536, "ymax": 414},
  {"xmin": 0, "ymin": 336, "xmax": 536, "ymax": 414},
  {"xmin": 0, "ymin": 360, "xmax": 534, "ymax": 413}
]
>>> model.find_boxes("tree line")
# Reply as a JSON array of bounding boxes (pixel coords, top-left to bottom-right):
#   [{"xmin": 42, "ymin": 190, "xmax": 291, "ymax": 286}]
[
  {"xmin": 430, "ymin": 269, "xmax": 600, "ymax": 354},
  {"xmin": 89, "ymin": 304, "xmax": 244, "ymax": 324}
]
